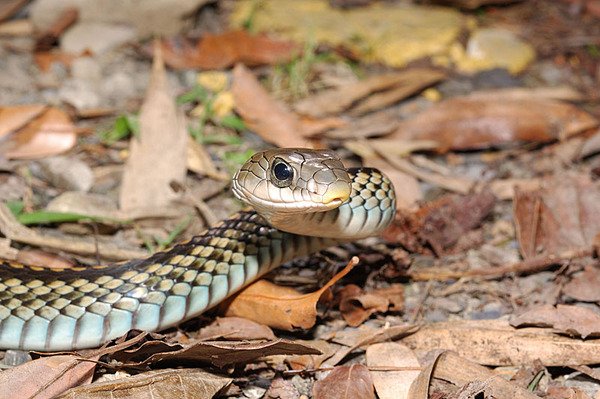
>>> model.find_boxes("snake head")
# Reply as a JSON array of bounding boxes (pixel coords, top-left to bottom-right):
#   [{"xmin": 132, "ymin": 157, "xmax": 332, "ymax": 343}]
[{"xmin": 232, "ymin": 148, "xmax": 352, "ymax": 215}]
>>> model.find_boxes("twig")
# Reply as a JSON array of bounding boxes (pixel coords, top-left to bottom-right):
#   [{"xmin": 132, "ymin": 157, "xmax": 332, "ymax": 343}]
[
  {"xmin": 0, "ymin": 203, "xmax": 147, "ymax": 261},
  {"xmin": 283, "ymin": 365, "xmax": 422, "ymax": 376},
  {"xmin": 408, "ymin": 246, "xmax": 594, "ymax": 281}
]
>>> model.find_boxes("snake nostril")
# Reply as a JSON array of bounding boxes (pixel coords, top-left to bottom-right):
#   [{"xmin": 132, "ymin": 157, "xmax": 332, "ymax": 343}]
[{"xmin": 322, "ymin": 180, "xmax": 352, "ymax": 204}]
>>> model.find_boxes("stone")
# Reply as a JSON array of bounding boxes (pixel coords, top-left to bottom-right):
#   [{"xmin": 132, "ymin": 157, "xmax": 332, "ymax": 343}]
[
  {"xmin": 61, "ymin": 22, "xmax": 136, "ymax": 55},
  {"xmin": 453, "ymin": 28, "xmax": 535, "ymax": 74},
  {"xmin": 71, "ymin": 57, "xmax": 102, "ymax": 82},
  {"xmin": 29, "ymin": 0, "xmax": 212, "ymax": 38},
  {"xmin": 230, "ymin": 0, "xmax": 464, "ymax": 67},
  {"xmin": 59, "ymin": 78, "xmax": 101, "ymax": 111},
  {"xmin": 35, "ymin": 156, "xmax": 94, "ymax": 192},
  {"xmin": 47, "ymin": 192, "xmax": 119, "ymax": 218}
]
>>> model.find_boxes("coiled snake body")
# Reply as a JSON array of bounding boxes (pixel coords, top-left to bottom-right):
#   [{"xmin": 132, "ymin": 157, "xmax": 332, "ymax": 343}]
[{"xmin": 0, "ymin": 149, "xmax": 396, "ymax": 351}]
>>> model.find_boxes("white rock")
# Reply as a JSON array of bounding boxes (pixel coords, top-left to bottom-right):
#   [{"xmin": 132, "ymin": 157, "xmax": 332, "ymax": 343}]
[
  {"xmin": 59, "ymin": 78, "xmax": 100, "ymax": 110},
  {"xmin": 463, "ymin": 28, "xmax": 535, "ymax": 74},
  {"xmin": 36, "ymin": 156, "xmax": 94, "ymax": 192},
  {"xmin": 61, "ymin": 22, "xmax": 136, "ymax": 55},
  {"xmin": 30, "ymin": 0, "xmax": 212, "ymax": 38}
]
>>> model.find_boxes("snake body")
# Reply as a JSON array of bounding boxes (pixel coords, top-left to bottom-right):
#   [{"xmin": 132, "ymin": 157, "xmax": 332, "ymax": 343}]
[{"xmin": 0, "ymin": 149, "xmax": 395, "ymax": 351}]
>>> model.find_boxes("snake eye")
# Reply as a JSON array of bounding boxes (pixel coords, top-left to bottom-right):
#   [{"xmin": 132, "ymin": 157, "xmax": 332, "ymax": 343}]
[{"xmin": 271, "ymin": 159, "xmax": 293, "ymax": 187}]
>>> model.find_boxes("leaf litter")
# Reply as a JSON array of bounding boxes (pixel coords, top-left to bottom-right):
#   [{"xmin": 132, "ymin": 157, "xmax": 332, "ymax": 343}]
[{"xmin": 2, "ymin": 1, "xmax": 600, "ymax": 398}]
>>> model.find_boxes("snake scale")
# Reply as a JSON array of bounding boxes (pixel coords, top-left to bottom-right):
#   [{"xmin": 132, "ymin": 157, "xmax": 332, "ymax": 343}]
[{"xmin": 0, "ymin": 149, "xmax": 396, "ymax": 351}]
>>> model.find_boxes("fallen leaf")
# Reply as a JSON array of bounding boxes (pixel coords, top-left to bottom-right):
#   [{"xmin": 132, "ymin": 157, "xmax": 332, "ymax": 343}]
[
  {"xmin": 489, "ymin": 178, "xmax": 542, "ymax": 201},
  {"xmin": 35, "ymin": 7, "xmax": 78, "ymax": 51},
  {"xmin": 57, "ymin": 369, "xmax": 231, "ymax": 399},
  {"xmin": 385, "ymin": 192, "xmax": 495, "ymax": 255},
  {"xmin": 0, "ymin": 0, "xmax": 27, "ymax": 22},
  {"xmin": 324, "ymin": 110, "xmax": 400, "ymax": 140},
  {"xmin": 0, "ymin": 104, "xmax": 46, "ymax": 138},
  {"xmin": 466, "ymin": 86, "xmax": 585, "ymax": 102},
  {"xmin": 510, "ymin": 304, "xmax": 600, "ymax": 339},
  {"xmin": 349, "ymin": 69, "xmax": 446, "ymax": 116},
  {"xmin": 514, "ymin": 173, "xmax": 600, "ymax": 259},
  {"xmin": 366, "ymin": 342, "xmax": 420, "ymax": 399},
  {"xmin": 16, "ymin": 248, "xmax": 76, "ymax": 269},
  {"xmin": 546, "ymin": 386, "xmax": 592, "ymax": 399},
  {"xmin": 432, "ymin": 0, "xmax": 524, "ymax": 10},
  {"xmin": 114, "ymin": 338, "xmax": 321, "ymax": 368},
  {"xmin": 338, "ymin": 284, "xmax": 390, "ymax": 327},
  {"xmin": 160, "ymin": 31, "xmax": 298, "ymax": 70},
  {"xmin": 231, "ymin": 63, "xmax": 312, "ymax": 148},
  {"xmin": 402, "ymin": 318, "xmax": 600, "ymax": 366},
  {"xmin": 313, "ymin": 364, "xmax": 375, "ymax": 399},
  {"xmin": 0, "ymin": 355, "xmax": 95, "ymax": 399},
  {"xmin": 119, "ymin": 40, "xmax": 187, "ymax": 211},
  {"xmin": 197, "ymin": 317, "xmax": 276, "ymax": 341},
  {"xmin": 411, "ymin": 351, "xmax": 539, "ymax": 399},
  {"xmin": 33, "ymin": 51, "xmax": 75, "ymax": 72},
  {"xmin": 1, "ymin": 107, "xmax": 76, "ymax": 159},
  {"xmin": 295, "ymin": 70, "xmax": 440, "ymax": 118},
  {"xmin": 372, "ymin": 284, "xmax": 404, "ymax": 312},
  {"xmin": 578, "ymin": 128, "xmax": 600, "ymax": 159},
  {"xmin": 187, "ymin": 138, "xmax": 228, "ymax": 180},
  {"xmin": 390, "ymin": 97, "xmax": 598, "ymax": 152},
  {"xmin": 223, "ymin": 257, "xmax": 359, "ymax": 330},
  {"xmin": 563, "ymin": 265, "xmax": 600, "ymax": 302}
]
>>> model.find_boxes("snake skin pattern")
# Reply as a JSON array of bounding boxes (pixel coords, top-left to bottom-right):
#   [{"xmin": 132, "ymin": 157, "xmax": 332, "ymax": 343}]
[{"xmin": 0, "ymin": 150, "xmax": 396, "ymax": 351}]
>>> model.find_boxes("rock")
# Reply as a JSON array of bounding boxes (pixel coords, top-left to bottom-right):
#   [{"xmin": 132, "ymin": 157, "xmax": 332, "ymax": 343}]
[
  {"xmin": 46, "ymin": 191, "xmax": 118, "ymax": 218},
  {"xmin": 29, "ymin": 0, "xmax": 212, "ymax": 38},
  {"xmin": 59, "ymin": 78, "xmax": 101, "ymax": 110},
  {"xmin": 230, "ymin": 0, "xmax": 464, "ymax": 67},
  {"xmin": 61, "ymin": 22, "xmax": 136, "ymax": 55},
  {"xmin": 454, "ymin": 28, "xmax": 535, "ymax": 74},
  {"xmin": 71, "ymin": 56, "xmax": 102, "ymax": 82},
  {"xmin": 100, "ymin": 71, "xmax": 135, "ymax": 104},
  {"xmin": 35, "ymin": 156, "xmax": 94, "ymax": 192}
]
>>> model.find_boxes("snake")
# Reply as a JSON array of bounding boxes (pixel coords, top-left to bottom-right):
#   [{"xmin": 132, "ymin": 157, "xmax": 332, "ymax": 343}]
[{"xmin": 0, "ymin": 149, "xmax": 396, "ymax": 351}]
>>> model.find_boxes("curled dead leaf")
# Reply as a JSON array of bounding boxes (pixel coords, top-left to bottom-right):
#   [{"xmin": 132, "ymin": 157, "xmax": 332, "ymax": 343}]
[
  {"xmin": 510, "ymin": 304, "xmax": 600, "ymax": 339},
  {"xmin": 0, "ymin": 107, "xmax": 76, "ymax": 160},
  {"xmin": 223, "ymin": 257, "xmax": 359, "ymax": 330}
]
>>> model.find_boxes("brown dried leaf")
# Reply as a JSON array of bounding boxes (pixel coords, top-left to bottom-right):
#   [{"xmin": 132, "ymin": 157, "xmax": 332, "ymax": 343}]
[
  {"xmin": 563, "ymin": 265, "xmax": 600, "ymax": 302},
  {"xmin": 514, "ymin": 173, "xmax": 600, "ymax": 259},
  {"xmin": 390, "ymin": 97, "xmax": 598, "ymax": 152},
  {"xmin": 33, "ymin": 51, "xmax": 75, "ymax": 72},
  {"xmin": 366, "ymin": 342, "xmax": 420, "ymax": 399},
  {"xmin": 115, "ymin": 339, "xmax": 321, "ymax": 368},
  {"xmin": 223, "ymin": 257, "xmax": 358, "ymax": 330},
  {"xmin": 0, "ymin": 355, "xmax": 95, "ymax": 399},
  {"xmin": 339, "ymin": 284, "xmax": 390, "ymax": 327},
  {"xmin": 0, "ymin": 104, "xmax": 46, "ymax": 138},
  {"xmin": 510, "ymin": 304, "xmax": 600, "ymax": 339},
  {"xmin": 16, "ymin": 249, "xmax": 76, "ymax": 269},
  {"xmin": 313, "ymin": 364, "xmax": 374, "ymax": 399},
  {"xmin": 349, "ymin": 69, "xmax": 446, "ymax": 116},
  {"xmin": 197, "ymin": 317, "xmax": 276, "ymax": 341},
  {"xmin": 325, "ymin": 110, "xmax": 400, "ymax": 140},
  {"xmin": 295, "ymin": 69, "xmax": 444, "ymax": 118},
  {"xmin": 1, "ymin": 107, "xmax": 76, "ymax": 159},
  {"xmin": 402, "ymin": 318, "xmax": 600, "ymax": 366},
  {"xmin": 160, "ymin": 31, "xmax": 298, "ymax": 70},
  {"xmin": 0, "ymin": 0, "xmax": 27, "ymax": 22},
  {"xmin": 232, "ymin": 63, "xmax": 312, "ymax": 148},
  {"xmin": 56, "ymin": 369, "xmax": 231, "ymax": 399},
  {"xmin": 119, "ymin": 41, "xmax": 187, "ymax": 211},
  {"xmin": 385, "ymin": 192, "xmax": 495, "ymax": 255},
  {"xmin": 414, "ymin": 351, "xmax": 539, "ymax": 399}
]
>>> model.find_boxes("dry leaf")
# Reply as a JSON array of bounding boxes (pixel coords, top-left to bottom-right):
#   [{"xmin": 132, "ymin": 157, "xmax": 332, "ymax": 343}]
[
  {"xmin": 402, "ymin": 318, "xmax": 600, "ymax": 366},
  {"xmin": 349, "ymin": 69, "xmax": 446, "ymax": 116},
  {"xmin": 366, "ymin": 342, "xmax": 420, "ymax": 399},
  {"xmin": 514, "ymin": 173, "xmax": 600, "ymax": 259},
  {"xmin": 186, "ymin": 138, "xmax": 228, "ymax": 180},
  {"xmin": 295, "ymin": 70, "xmax": 442, "ymax": 118},
  {"xmin": 313, "ymin": 364, "xmax": 375, "ymax": 399},
  {"xmin": 0, "ymin": 0, "xmax": 27, "ymax": 22},
  {"xmin": 0, "ymin": 104, "xmax": 46, "ymax": 138},
  {"xmin": 510, "ymin": 304, "xmax": 600, "ymax": 339},
  {"xmin": 231, "ymin": 63, "xmax": 312, "ymax": 148},
  {"xmin": 563, "ymin": 265, "xmax": 600, "ymax": 302},
  {"xmin": 339, "ymin": 284, "xmax": 390, "ymax": 327},
  {"xmin": 385, "ymin": 192, "xmax": 495, "ymax": 255},
  {"xmin": 223, "ymin": 257, "xmax": 359, "ymax": 330},
  {"xmin": 160, "ymin": 31, "xmax": 298, "ymax": 70},
  {"xmin": 325, "ymin": 110, "xmax": 400, "ymax": 140},
  {"xmin": 390, "ymin": 97, "xmax": 598, "ymax": 152},
  {"xmin": 57, "ymin": 369, "xmax": 231, "ymax": 399},
  {"xmin": 33, "ymin": 51, "xmax": 75, "ymax": 72},
  {"xmin": 411, "ymin": 351, "xmax": 539, "ymax": 399},
  {"xmin": 16, "ymin": 248, "xmax": 76, "ymax": 269},
  {"xmin": 0, "ymin": 355, "xmax": 95, "ymax": 399},
  {"xmin": 0, "ymin": 107, "xmax": 76, "ymax": 160},
  {"xmin": 119, "ymin": 41, "xmax": 187, "ymax": 211},
  {"xmin": 114, "ymin": 338, "xmax": 321, "ymax": 368},
  {"xmin": 197, "ymin": 317, "xmax": 276, "ymax": 341}
]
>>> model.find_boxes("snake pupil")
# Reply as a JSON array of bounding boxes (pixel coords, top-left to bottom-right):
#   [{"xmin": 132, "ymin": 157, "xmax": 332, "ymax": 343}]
[{"xmin": 272, "ymin": 160, "xmax": 293, "ymax": 187}]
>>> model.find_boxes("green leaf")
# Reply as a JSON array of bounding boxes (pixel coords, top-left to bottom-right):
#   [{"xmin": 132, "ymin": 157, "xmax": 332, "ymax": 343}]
[
  {"xmin": 5, "ymin": 201, "xmax": 24, "ymax": 216},
  {"xmin": 16, "ymin": 211, "xmax": 123, "ymax": 226},
  {"xmin": 100, "ymin": 114, "xmax": 139, "ymax": 144},
  {"xmin": 219, "ymin": 114, "xmax": 246, "ymax": 132},
  {"xmin": 177, "ymin": 85, "xmax": 210, "ymax": 105}
]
